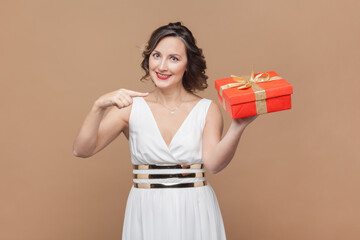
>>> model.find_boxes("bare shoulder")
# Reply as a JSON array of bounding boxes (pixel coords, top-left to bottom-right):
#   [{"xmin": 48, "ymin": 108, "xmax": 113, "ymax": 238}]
[
  {"xmin": 202, "ymin": 100, "xmax": 223, "ymax": 145},
  {"xmin": 206, "ymin": 101, "xmax": 222, "ymax": 120}
]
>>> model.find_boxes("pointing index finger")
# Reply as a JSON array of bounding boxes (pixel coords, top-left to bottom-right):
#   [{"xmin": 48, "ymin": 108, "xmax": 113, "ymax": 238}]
[{"xmin": 125, "ymin": 89, "xmax": 149, "ymax": 97}]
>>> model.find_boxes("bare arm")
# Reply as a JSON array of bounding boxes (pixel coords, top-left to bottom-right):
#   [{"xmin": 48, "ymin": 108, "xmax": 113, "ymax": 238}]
[
  {"xmin": 72, "ymin": 105, "xmax": 127, "ymax": 158},
  {"xmin": 72, "ymin": 89, "xmax": 148, "ymax": 158},
  {"xmin": 202, "ymin": 102, "xmax": 257, "ymax": 174}
]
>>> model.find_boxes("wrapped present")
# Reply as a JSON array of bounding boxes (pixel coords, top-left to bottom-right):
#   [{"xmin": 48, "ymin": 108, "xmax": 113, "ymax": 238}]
[{"xmin": 215, "ymin": 69, "xmax": 293, "ymax": 119}]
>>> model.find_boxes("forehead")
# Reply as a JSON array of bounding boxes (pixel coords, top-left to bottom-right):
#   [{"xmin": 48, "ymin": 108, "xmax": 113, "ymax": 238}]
[{"xmin": 154, "ymin": 36, "xmax": 186, "ymax": 55}]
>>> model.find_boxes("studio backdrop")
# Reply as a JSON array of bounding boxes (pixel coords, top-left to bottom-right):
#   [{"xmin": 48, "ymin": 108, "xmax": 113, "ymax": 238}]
[{"xmin": 1, "ymin": 0, "xmax": 359, "ymax": 239}]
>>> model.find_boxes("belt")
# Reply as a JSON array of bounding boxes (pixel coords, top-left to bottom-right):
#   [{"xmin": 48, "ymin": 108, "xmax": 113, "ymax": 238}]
[
  {"xmin": 133, "ymin": 164, "xmax": 207, "ymax": 189},
  {"xmin": 133, "ymin": 163, "xmax": 204, "ymax": 170}
]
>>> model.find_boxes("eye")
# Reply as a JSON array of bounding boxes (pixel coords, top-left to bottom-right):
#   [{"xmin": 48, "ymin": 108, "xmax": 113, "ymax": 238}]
[
  {"xmin": 170, "ymin": 56, "xmax": 179, "ymax": 61},
  {"xmin": 152, "ymin": 53, "xmax": 160, "ymax": 58}
]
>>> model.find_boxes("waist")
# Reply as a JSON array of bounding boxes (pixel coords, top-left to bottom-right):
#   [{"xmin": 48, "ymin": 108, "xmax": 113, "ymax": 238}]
[{"xmin": 132, "ymin": 164, "xmax": 207, "ymax": 189}]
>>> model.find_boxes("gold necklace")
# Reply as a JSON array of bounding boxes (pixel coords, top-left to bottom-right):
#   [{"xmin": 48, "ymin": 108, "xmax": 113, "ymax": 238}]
[{"xmin": 155, "ymin": 94, "xmax": 183, "ymax": 114}]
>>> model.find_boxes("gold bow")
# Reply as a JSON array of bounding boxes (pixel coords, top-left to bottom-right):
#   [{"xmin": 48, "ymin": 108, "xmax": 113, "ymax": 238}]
[{"xmin": 219, "ymin": 66, "xmax": 282, "ymax": 115}]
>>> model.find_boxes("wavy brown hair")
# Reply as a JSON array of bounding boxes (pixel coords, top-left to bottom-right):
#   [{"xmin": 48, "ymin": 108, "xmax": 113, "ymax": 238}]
[{"xmin": 140, "ymin": 22, "xmax": 208, "ymax": 93}]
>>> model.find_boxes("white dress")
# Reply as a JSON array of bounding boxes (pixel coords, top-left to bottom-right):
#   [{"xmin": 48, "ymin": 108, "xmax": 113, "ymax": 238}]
[{"xmin": 122, "ymin": 97, "xmax": 227, "ymax": 240}]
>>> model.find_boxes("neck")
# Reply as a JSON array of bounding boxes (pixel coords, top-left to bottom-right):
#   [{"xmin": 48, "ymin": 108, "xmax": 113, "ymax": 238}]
[{"xmin": 153, "ymin": 86, "xmax": 188, "ymax": 105}]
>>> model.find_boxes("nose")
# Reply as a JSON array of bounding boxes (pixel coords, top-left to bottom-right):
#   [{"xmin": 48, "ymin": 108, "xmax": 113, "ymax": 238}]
[{"xmin": 158, "ymin": 59, "xmax": 168, "ymax": 72}]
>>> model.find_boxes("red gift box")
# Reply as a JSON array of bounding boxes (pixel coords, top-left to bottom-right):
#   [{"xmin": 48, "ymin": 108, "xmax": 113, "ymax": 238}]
[{"xmin": 214, "ymin": 71, "xmax": 293, "ymax": 119}]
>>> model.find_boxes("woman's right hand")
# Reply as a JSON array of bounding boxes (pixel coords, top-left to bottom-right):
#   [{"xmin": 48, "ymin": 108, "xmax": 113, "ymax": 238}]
[{"xmin": 94, "ymin": 88, "xmax": 149, "ymax": 110}]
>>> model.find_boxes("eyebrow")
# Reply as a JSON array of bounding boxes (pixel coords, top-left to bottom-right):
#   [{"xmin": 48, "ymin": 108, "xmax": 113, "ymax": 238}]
[{"xmin": 153, "ymin": 50, "xmax": 182, "ymax": 58}]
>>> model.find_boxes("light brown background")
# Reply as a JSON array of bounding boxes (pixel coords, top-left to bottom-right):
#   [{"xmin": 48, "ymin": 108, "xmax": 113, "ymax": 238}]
[{"xmin": 1, "ymin": 0, "xmax": 359, "ymax": 239}]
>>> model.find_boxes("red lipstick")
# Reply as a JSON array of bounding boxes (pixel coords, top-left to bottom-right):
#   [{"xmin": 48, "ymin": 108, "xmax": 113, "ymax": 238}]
[{"xmin": 156, "ymin": 72, "xmax": 171, "ymax": 80}]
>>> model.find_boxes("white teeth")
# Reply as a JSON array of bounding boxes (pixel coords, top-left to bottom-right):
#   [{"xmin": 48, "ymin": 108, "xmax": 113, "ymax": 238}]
[{"xmin": 157, "ymin": 73, "xmax": 170, "ymax": 78}]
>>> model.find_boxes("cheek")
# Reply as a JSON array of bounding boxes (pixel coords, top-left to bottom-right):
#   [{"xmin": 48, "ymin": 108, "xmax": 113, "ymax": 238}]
[
  {"xmin": 148, "ymin": 57, "xmax": 159, "ymax": 71},
  {"xmin": 173, "ymin": 62, "xmax": 187, "ymax": 74},
  {"xmin": 148, "ymin": 59, "xmax": 155, "ymax": 70}
]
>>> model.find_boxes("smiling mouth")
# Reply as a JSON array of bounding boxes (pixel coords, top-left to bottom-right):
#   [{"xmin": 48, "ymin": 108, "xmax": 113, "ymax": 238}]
[{"xmin": 156, "ymin": 72, "xmax": 171, "ymax": 80}]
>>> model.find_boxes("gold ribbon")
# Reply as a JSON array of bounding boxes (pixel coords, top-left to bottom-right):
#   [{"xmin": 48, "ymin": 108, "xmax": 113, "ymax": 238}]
[{"xmin": 219, "ymin": 66, "xmax": 282, "ymax": 115}]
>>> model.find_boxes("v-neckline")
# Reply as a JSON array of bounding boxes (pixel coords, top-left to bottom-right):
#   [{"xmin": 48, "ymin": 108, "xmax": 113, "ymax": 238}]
[{"xmin": 141, "ymin": 97, "xmax": 203, "ymax": 151}]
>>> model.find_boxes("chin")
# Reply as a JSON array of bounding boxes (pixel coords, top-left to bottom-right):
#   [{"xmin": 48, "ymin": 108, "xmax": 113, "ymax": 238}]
[{"xmin": 153, "ymin": 81, "xmax": 172, "ymax": 89}]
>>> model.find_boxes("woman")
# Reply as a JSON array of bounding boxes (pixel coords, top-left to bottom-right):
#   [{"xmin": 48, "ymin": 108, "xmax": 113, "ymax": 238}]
[{"xmin": 73, "ymin": 22, "xmax": 256, "ymax": 240}]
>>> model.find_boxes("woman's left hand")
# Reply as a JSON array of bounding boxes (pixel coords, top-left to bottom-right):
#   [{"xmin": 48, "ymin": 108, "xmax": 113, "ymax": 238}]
[{"xmin": 232, "ymin": 115, "xmax": 258, "ymax": 129}]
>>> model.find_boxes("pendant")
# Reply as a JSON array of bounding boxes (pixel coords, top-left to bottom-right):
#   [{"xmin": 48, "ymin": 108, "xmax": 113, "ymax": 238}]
[{"xmin": 171, "ymin": 111, "xmax": 175, "ymax": 114}]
